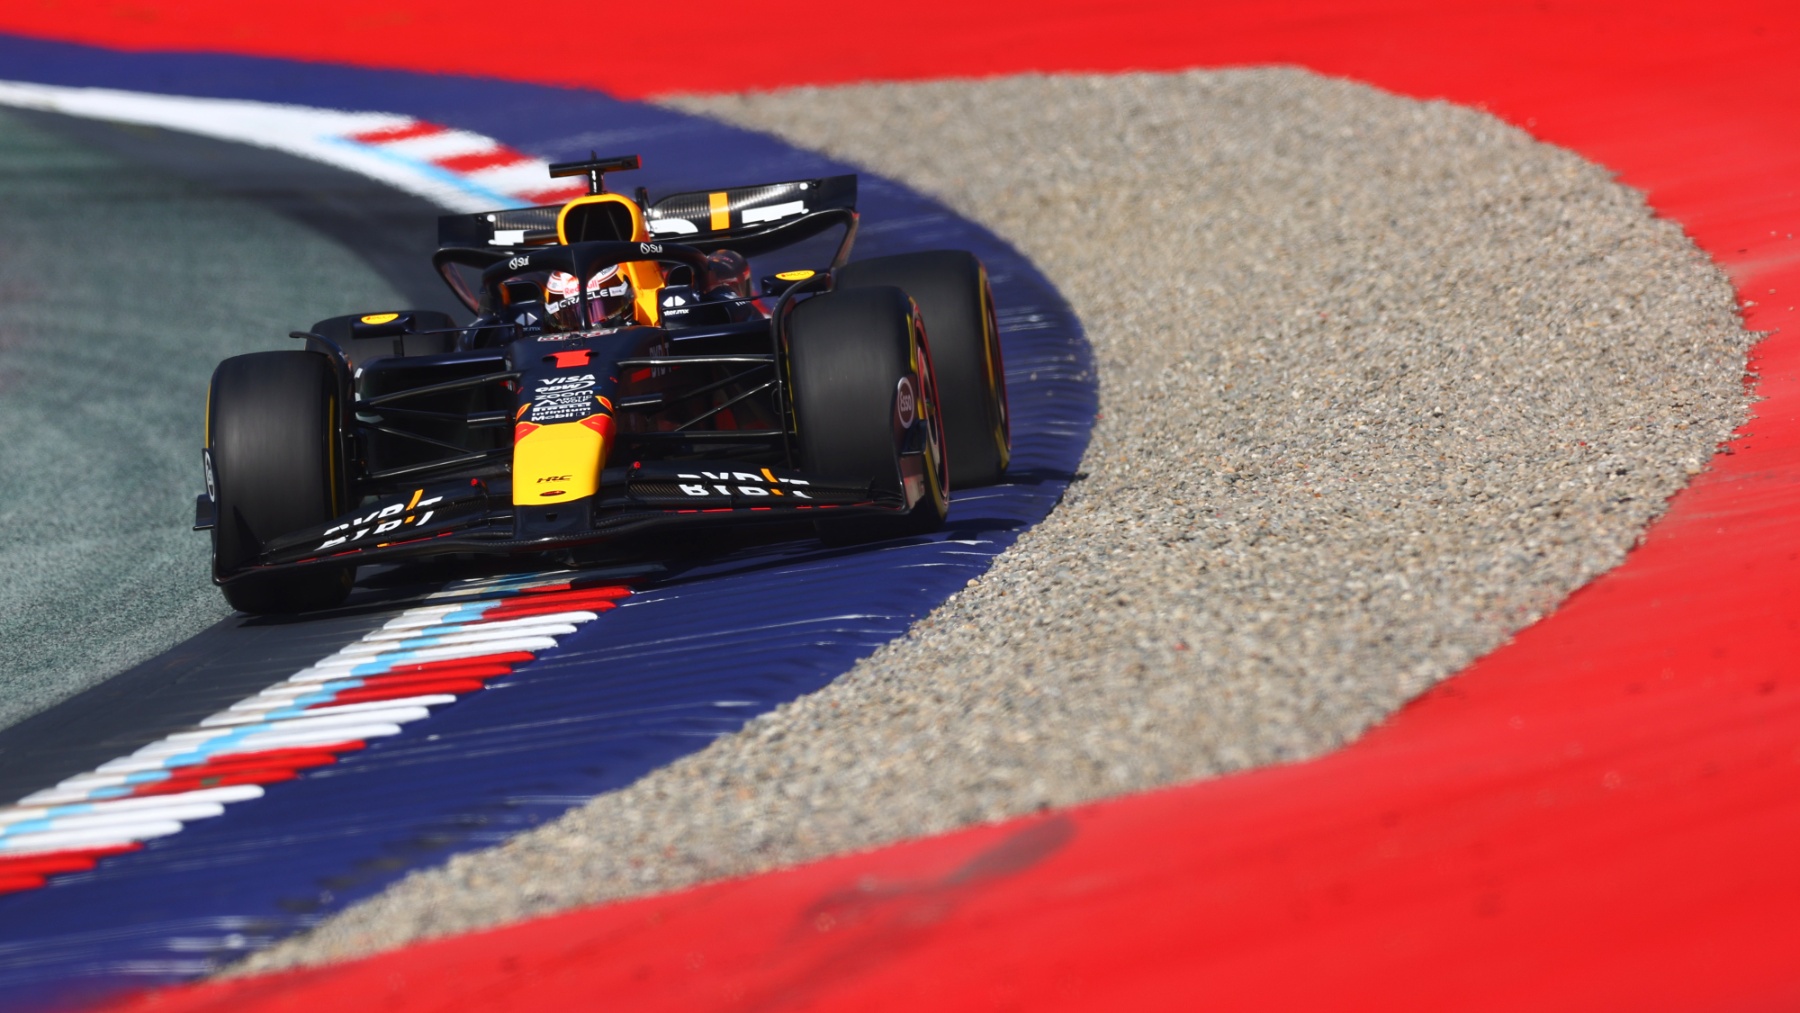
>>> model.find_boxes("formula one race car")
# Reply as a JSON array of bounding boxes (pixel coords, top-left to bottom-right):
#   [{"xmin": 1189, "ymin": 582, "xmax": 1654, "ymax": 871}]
[{"xmin": 194, "ymin": 154, "xmax": 1010, "ymax": 614}]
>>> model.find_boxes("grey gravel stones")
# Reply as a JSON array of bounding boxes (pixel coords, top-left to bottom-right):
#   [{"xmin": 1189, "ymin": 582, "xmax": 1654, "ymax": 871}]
[{"xmin": 237, "ymin": 68, "xmax": 1752, "ymax": 971}]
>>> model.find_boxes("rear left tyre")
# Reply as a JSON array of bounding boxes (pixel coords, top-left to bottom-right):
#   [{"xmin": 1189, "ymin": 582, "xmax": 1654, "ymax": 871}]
[
  {"xmin": 208, "ymin": 350, "xmax": 352, "ymax": 614},
  {"xmin": 836, "ymin": 250, "xmax": 1009, "ymax": 487}
]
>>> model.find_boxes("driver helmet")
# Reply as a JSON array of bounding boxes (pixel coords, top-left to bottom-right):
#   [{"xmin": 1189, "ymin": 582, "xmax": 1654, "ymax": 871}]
[{"xmin": 544, "ymin": 266, "xmax": 635, "ymax": 331}]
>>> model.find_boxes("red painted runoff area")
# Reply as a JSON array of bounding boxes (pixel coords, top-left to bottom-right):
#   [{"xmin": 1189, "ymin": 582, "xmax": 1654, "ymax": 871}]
[{"xmin": 9, "ymin": 0, "xmax": 1800, "ymax": 1008}]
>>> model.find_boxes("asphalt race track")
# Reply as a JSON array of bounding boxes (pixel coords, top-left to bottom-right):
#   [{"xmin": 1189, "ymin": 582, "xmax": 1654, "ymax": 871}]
[{"xmin": 0, "ymin": 40, "xmax": 1092, "ymax": 1012}]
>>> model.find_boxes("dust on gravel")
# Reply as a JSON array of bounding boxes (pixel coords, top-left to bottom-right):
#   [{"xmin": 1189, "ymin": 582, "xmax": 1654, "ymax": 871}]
[{"xmin": 237, "ymin": 68, "xmax": 1752, "ymax": 970}]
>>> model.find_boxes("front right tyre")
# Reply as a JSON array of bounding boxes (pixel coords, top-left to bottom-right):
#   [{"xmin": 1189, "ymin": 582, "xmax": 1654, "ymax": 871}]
[{"xmin": 788, "ymin": 286, "xmax": 949, "ymax": 545}]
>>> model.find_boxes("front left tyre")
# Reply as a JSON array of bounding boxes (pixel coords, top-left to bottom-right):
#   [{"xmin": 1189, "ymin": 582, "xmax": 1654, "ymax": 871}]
[{"xmin": 207, "ymin": 350, "xmax": 352, "ymax": 615}]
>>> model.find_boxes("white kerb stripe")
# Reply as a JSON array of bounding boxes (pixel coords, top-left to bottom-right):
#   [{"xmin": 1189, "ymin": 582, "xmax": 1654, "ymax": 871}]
[
  {"xmin": 123, "ymin": 715, "xmax": 420, "ymax": 761},
  {"xmin": 368, "ymin": 129, "xmax": 508, "ymax": 162},
  {"xmin": 360, "ymin": 611, "xmax": 598, "ymax": 642},
  {"xmin": 201, "ymin": 694, "xmax": 459, "ymax": 727},
  {"xmin": 292, "ymin": 636, "xmax": 559, "ymax": 676},
  {"xmin": 335, "ymin": 623, "xmax": 578, "ymax": 655},
  {"xmin": 0, "ymin": 821, "xmax": 185, "ymax": 854},
  {"xmin": 0, "ymin": 786, "xmax": 264, "ymax": 826},
  {"xmin": 0, "ymin": 804, "xmax": 225, "ymax": 839},
  {"xmin": 156, "ymin": 706, "xmax": 432, "ymax": 745}
]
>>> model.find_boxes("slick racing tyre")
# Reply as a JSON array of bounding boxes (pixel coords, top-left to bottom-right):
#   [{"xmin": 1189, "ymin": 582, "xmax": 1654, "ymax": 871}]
[
  {"xmin": 837, "ymin": 251, "xmax": 1009, "ymax": 487},
  {"xmin": 208, "ymin": 351, "xmax": 352, "ymax": 615},
  {"xmin": 789, "ymin": 286, "xmax": 949, "ymax": 545}
]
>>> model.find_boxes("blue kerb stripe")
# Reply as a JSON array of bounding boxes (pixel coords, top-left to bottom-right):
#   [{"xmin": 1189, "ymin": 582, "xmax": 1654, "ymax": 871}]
[{"xmin": 354, "ymin": 634, "xmax": 441, "ymax": 652}]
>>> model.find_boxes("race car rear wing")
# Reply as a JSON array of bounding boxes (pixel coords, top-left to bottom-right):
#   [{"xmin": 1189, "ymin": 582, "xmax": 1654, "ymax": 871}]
[
  {"xmin": 645, "ymin": 175, "xmax": 856, "ymax": 246},
  {"xmin": 436, "ymin": 174, "xmax": 859, "ymax": 262}
]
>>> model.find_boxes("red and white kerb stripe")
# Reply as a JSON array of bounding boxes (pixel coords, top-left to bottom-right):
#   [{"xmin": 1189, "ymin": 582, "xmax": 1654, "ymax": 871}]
[
  {"xmin": 344, "ymin": 119, "xmax": 588, "ymax": 207},
  {"xmin": 0, "ymin": 575, "xmax": 630, "ymax": 897},
  {"xmin": 0, "ymin": 80, "xmax": 586, "ymax": 211}
]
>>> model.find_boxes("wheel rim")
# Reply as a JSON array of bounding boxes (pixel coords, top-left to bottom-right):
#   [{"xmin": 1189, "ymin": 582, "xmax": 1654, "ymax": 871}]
[
  {"xmin": 915, "ymin": 324, "xmax": 950, "ymax": 512},
  {"xmin": 981, "ymin": 273, "xmax": 1011, "ymax": 462}
]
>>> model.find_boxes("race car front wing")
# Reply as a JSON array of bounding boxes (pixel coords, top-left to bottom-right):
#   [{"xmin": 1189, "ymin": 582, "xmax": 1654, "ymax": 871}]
[{"xmin": 211, "ymin": 461, "xmax": 905, "ymax": 584}]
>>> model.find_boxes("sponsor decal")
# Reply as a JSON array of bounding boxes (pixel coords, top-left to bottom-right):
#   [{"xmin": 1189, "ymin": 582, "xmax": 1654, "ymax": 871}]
[
  {"xmin": 507, "ymin": 255, "xmax": 532, "ymax": 270},
  {"xmin": 742, "ymin": 199, "xmax": 806, "ymax": 225},
  {"xmin": 529, "ymin": 373, "xmax": 602, "ymax": 423},
  {"xmin": 545, "ymin": 271, "xmax": 580, "ymax": 300},
  {"xmin": 895, "ymin": 376, "xmax": 917, "ymax": 428},
  {"xmin": 674, "ymin": 470, "xmax": 812, "ymax": 500},
  {"xmin": 639, "ymin": 242, "xmax": 664, "ymax": 255},
  {"xmin": 359, "ymin": 312, "xmax": 400, "ymax": 325},
  {"xmin": 647, "ymin": 217, "xmax": 699, "ymax": 236},
  {"xmin": 201, "ymin": 449, "xmax": 217, "ymax": 502},
  {"xmin": 529, "ymin": 394, "xmax": 599, "ymax": 423},
  {"xmin": 316, "ymin": 488, "xmax": 445, "ymax": 551},
  {"xmin": 774, "ymin": 269, "xmax": 815, "ymax": 282},
  {"xmin": 537, "ymin": 374, "xmax": 596, "ymax": 392}
]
